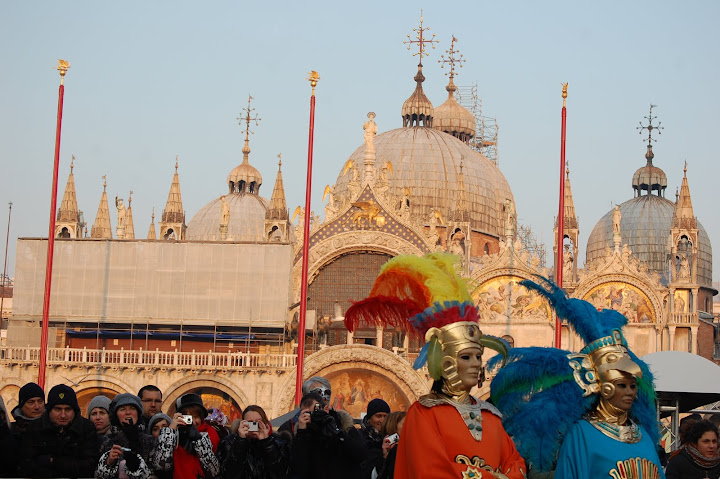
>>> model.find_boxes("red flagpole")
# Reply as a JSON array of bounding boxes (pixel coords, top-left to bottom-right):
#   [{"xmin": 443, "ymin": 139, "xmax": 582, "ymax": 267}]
[
  {"xmin": 555, "ymin": 83, "xmax": 568, "ymax": 349},
  {"xmin": 38, "ymin": 60, "xmax": 69, "ymax": 388},
  {"xmin": 295, "ymin": 71, "xmax": 319, "ymax": 406}
]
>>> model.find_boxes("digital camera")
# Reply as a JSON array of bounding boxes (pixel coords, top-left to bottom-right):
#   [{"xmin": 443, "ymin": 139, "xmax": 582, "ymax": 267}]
[
  {"xmin": 181, "ymin": 415, "xmax": 193, "ymax": 425},
  {"xmin": 248, "ymin": 421, "xmax": 259, "ymax": 432}
]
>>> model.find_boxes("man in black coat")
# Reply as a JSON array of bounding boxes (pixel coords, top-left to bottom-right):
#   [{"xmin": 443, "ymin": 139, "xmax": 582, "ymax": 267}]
[{"xmin": 18, "ymin": 384, "xmax": 99, "ymax": 478}]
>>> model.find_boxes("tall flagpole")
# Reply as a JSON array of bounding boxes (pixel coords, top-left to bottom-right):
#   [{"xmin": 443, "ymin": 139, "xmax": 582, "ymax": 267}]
[
  {"xmin": 555, "ymin": 83, "xmax": 568, "ymax": 348},
  {"xmin": 295, "ymin": 71, "xmax": 319, "ymax": 406},
  {"xmin": 38, "ymin": 59, "xmax": 69, "ymax": 388},
  {"xmin": 0, "ymin": 202, "xmax": 12, "ymax": 326}
]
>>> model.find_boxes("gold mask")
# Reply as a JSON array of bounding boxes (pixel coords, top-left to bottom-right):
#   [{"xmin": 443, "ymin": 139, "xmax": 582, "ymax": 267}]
[{"xmin": 425, "ymin": 322, "xmax": 486, "ymax": 399}]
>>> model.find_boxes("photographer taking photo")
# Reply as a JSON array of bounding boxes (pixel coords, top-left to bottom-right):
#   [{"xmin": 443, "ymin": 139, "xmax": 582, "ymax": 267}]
[
  {"xmin": 289, "ymin": 392, "xmax": 366, "ymax": 479},
  {"xmin": 219, "ymin": 405, "xmax": 290, "ymax": 479}
]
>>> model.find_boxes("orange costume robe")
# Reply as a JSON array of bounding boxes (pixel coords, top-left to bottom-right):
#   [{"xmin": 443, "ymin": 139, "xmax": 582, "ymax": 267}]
[{"xmin": 395, "ymin": 400, "xmax": 526, "ymax": 479}]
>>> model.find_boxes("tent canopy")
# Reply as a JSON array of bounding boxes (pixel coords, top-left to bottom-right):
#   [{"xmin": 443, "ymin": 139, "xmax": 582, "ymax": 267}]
[{"xmin": 643, "ymin": 351, "xmax": 720, "ymax": 412}]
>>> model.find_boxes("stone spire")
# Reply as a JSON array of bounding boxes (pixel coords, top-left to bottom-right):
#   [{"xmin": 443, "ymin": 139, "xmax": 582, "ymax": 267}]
[
  {"xmin": 673, "ymin": 162, "xmax": 695, "ymax": 227},
  {"xmin": 401, "ymin": 11, "xmax": 437, "ymax": 128},
  {"xmin": 265, "ymin": 155, "xmax": 290, "ymax": 242},
  {"xmin": 554, "ymin": 168, "xmax": 579, "ymax": 283},
  {"xmin": 266, "ymin": 156, "xmax": 288, "ymax": 220},
  {"xmin": 147, "ymin": 208, "xmax": 157, "ymax": 240},
  {"xmin": 90, "ymin": 176, "xmax": 112, "ymax": 239},
  {"xmin": 125, "ymin": 191, "xmax": 135, "ymax": 239},
  {"xmin": 55, "ymin": 155, "xmax": 82, "ymax": 238},
  {"xmin": 159, "ymin": 157, "xmax": 186, "ymax": 240}
]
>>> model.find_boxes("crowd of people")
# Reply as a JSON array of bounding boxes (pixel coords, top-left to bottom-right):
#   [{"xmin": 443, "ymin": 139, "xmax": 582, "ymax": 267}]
[
  {"xmin": 0, "ymin": 376, "xmax": 413, "ymax": 479},
  {"xmin": 1, "ymin": 254, "xmax": 720, "ymax": 479}
]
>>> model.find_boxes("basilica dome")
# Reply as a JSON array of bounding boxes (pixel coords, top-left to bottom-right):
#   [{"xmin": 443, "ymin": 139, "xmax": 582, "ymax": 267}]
[
  {"xmin": 586, "ymin": 149, "xmax": 713, "ymax": 287},
  {"xmin": 333, "ymin": 126, "xmax": 514, "ymax": 238},
  {"xmin": 186, "ymin": 193, "xmax": 269, "ymax": 242}
]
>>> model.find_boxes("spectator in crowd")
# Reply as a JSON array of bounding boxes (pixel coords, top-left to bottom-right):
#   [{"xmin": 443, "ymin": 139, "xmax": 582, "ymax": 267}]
[
  {"xmin": 88, "ymin": 395, "xmax": 113, "ymax": 438},
  {"xmin": 219, "ymin": 405, "xmax": 290, "ymax": 479},
  {"xmin": 0, "ymin": 395, "xmax": 19, "ymax": 477},
  {"xmin": 11, "ymin": 382, "xmax": 45, "ymax": 435},
  {"xmin": 359, "ymin": 399, "xmax": 391, "ymax": 478},
  {"xmin": 173, "ymin": 393, "xmax": 220, "ymax": 479},
  {"xmin": 666, "ymin": 419, "xmax": 720, "ymax": 479},
  {"xmin": 138, "ymin": 385, "xmax": 163, "ymax": 431},
  {"xmin": 375, "ymin": 411, "xmax": 406, "ymax": 479},
  {"xmin": 288, "ymin": 391, "xmax": 366, "ymax": 479},
  {"xmin": 96, "ymin": 393, "xmax": 158, "ymax": 479},
  {"xmin": 19, "ymin": 384, "xmax": 99, "ymax": 478},
  {"xmin": 149, "ymin": 413, "xmax": 172, "ymax": 439},
  {"xmin": 278, "ymin": 376, "xmax": 332, "ymax": 438}
]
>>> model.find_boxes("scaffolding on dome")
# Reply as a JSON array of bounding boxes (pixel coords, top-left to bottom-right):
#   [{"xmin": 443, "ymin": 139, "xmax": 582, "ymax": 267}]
[
  {"xmin": 455, "ymin": 83, "xmax": 499, "ymax": 165},
  {"xmin": 517, "ymin": 224, "xmax": 547, "ymax": 268}
]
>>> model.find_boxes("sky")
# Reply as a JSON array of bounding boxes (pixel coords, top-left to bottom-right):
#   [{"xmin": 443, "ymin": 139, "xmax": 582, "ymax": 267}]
[{"xmin": 0, "ymin": 1, "xmax": 718, "ymax": 281}]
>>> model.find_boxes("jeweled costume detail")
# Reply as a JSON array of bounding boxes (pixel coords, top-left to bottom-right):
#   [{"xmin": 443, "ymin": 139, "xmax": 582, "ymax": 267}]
[{"xmin": 345, "ymin": 253, "xmax": 526, "ymax": 479}]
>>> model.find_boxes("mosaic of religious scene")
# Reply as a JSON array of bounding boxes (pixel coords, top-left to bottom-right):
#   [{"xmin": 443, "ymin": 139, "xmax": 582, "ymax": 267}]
[
  {"xmin": 583, "ymin": 282, "xmax": 655, "ymax": 323},
  {"xmin": 325, "ymin": 369, "xmax": 410, "ymax": 419},
  {"xmin": 472, "ymin": 276, "xmax": 552, "ymax": 322},
  {"xmin": 198, "ymin": 390, "xmax": 242, "ymax": 424},
  {"xmin": 674, "ymin": 290, "xmax": 689, "ymax": 313}
]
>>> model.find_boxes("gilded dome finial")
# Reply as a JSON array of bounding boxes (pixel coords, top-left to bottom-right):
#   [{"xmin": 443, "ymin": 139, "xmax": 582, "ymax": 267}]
[
  {"xmin": 175, "ymin": 155, "xmax": 179, "ymax": 172},
  {"xmin": 403, "ymin": 9, "xmax": 438, "ymax": 66},
  {"xmin": 278, "ymin": 153, "xmax": 282, "ymax": 171},
  {"xmin": 102, "ymin": 174, "xmax": 107, "ymax": 191},
  {"xmin": 237, "ymin": 95, "xmax": 261, "ymax": 163},
  {"xmin": 401, "ymin": 11, "xmax": 437, "ymax": 128},
  {"xmin": 438, "ymin": 35, "xmax": 465, "ymax": 94},
  {"xmin": 637, "ymin": 104, "xmax": 663, "ymax": 146}
]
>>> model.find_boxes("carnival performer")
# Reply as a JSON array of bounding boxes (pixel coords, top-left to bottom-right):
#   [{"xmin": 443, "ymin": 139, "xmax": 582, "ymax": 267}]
[
  {"xmin": 345, "ymin": 253, "xmax": 526, "ymax": 479},
  {"xmin": 488, "ymin": 276, "xmax": 664, "ymax": 478}
]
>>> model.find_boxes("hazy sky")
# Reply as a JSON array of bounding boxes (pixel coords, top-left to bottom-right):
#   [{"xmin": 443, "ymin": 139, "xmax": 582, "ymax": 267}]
[{"xmin": 1, "ymin": 1, "xmax": 718, "ymax": 281}]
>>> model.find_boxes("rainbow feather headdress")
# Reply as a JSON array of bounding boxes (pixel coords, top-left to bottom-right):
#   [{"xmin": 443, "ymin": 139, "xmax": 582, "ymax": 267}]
[
  {"xmin": 486, "ymin": 276, "xmax": 659, "ymax": 474},
  {"xmin": 344, "ymin": 253, "xmax": 507, "ymax": 381}
]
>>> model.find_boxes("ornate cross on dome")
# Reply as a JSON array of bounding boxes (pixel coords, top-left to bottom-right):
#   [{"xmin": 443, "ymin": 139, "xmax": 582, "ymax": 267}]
[
  {"xmin": 404, "ymin": 9, "xmax": 438, "ymax": 63},
  {"xmin": 237, "ymin": 95, "xmax": 262, "ymax": 141},
  {"xmin": 637, "ymin": 104, "xmax": 663, "ymax": 144},
  {"xmin": 438, "ymin": 35, "xmax": 464, "ymax": 79}
]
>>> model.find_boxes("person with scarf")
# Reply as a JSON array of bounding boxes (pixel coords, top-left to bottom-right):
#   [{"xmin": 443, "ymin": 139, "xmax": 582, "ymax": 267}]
[
  {"xmin": 172, "ymin": 393, "xmax": 220, "ymax": 479},
  {"xmin": 487, "ymin": 277, "xmax": 664, "ymax": 478},
  {"xmin": 359, "ymin": 399, "xmax": 390, "ymax": 479},
  {"xmin": 219, "ymin": 405, "xmax": 289, "ymax": 479},
  {"xmin": 666, "ymin": 420, "xmax": 720, "ymax": 479},
  {"xmin": 344, "ymin": 253, "xmax": 526, "ymax": 479}
]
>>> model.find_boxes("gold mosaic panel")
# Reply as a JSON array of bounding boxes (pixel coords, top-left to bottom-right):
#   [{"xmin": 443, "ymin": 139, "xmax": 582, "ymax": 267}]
[
  {"xmin": 472, "ymin": 276, "xmax": 552, "ymax": 322},
  {"xmin": 583, "ymin": 282, "xmax": 656, "ymax": 323},
  {"xmin": 325, "ymin": 369, "xmax": 410, "ymax": 418}
]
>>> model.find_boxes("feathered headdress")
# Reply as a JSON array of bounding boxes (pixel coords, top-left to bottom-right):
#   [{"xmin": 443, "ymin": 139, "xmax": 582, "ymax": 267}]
[
  {"xmin": 344, "ymin": 253, "xmax": 507, "ymax": 381},
  {"xmin": 487, "ymin": 276, "xmax": 658, "ymax": 474}
]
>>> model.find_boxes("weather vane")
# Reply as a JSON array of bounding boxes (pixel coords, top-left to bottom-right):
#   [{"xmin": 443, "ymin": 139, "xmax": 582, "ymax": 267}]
[
  {"xmin": 438, "ymin": 35, "xmax": 464, "ymax": 78},
  {"xmin": 238, "ymin": 95, "xmax": 261, "ymax": 141},
  {"xmin": 637, "ymin": 104, "xmax": 663, "ymax": 144},
  {"xmin": 404, "ymin": 9, "xmax": 438, "ymax": 63},
  {"xmin": 54, "ymin": 59, "xmax": 70, "ymax": 84}
]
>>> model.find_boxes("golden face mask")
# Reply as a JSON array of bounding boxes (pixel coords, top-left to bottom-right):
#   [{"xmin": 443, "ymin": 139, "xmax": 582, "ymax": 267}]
[{"xmin": 568, "ymin": 329, "xmax": 642, "ymax": 398}]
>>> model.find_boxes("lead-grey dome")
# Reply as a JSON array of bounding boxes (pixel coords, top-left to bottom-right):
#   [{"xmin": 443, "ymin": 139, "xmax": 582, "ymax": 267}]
[
  {"xmin": 186, "ymin": 193, "xmax": 269, "ymax": 242},
  {"xmin": 333, "ymin": 126, "xmax": 514, "ymax": 238},
  {"xmin": 586, "ymin": 195, "xmax": 713, "ymax": 287}
]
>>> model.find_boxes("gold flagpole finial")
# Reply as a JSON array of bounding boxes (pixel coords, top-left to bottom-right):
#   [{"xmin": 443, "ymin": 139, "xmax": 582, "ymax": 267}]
[
  {"xmin": 54, "ymin": 59, "xmax": 70, "ymax": 85},
  {"xmin": 562, "ymin": 83, "xmax": 568, "ymax": 107},
  {"xmin": 307, "ymin": 71, "xmax": 320, "ymax": 96}
]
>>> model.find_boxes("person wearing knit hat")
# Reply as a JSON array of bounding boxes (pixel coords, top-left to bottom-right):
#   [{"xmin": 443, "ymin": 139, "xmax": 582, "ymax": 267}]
[
  {"xmin": 109, "ymin": 393, "xmax": 143, "ymax": 427},
  {"xmin": 17, "ymin": 384, "xmax": 99, "ymax": 478},
  {"xmin": 10, "ymin": 382, "xmax": 44, "ymax": 434},
  {"xmin": 148, "ymin": 412, "xmax": 172, "ymax": 438},
  {"xmin": 88, "ymin": 395, "xmax": 112, "ymax": 436},
  {"xmin": 359, "ymin": 399, "xmax": 392, "ymax": 478}
]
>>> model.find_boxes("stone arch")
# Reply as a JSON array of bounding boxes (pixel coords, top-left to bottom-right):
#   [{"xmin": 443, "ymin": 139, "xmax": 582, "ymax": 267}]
[
  {"xmin": 0, "ymin": 376, "xmax": 28, "ymax": 412},
  {"xmin": 573, "ymin": 273, "xmax": 663, "ymax": 326},
  {"xmin": 163, "ymin": 375, "xmax": 250, "ymax": 416},
  {"xmin": 292, "ymin": 231, "xmax": 423, "ymax": 302},
  {"xmin": 273, "ymin": 345, "xmax": 429, "ymax": 417}
]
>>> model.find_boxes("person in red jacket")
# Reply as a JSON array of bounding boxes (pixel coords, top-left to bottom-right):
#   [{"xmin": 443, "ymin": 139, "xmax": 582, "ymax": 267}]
[{"xmin": 173, "ymin": 394, "xmax": 220, "ymax": 479}]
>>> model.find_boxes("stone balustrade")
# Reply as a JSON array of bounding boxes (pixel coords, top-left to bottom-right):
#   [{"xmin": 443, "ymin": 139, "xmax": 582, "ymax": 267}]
[
  {"xmin": 669, "ymin": 312, "xmax": 698, "ymax": 325},
  {"xmin": 0, "ymin": 346, "xmax": 298, "ymax": 371}
]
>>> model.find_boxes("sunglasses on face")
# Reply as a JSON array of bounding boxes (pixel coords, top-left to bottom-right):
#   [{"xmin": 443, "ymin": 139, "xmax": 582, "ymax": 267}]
[{"xmin": 310, "ymin": 386, "xmax": 331, "ymax": 400}]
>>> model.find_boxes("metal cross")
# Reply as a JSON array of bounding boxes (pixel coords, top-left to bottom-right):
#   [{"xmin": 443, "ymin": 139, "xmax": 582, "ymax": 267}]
[
  {"xmin": 438, "ymin": 35, "xmax": 464, "ymax": 78},
  {"xmin": 238, "ymin": 95, "xmax": 261, "ymax": 141},
  {"xmin": 637, "ymin": 104, "xmax": 663, "ymax": 144},
  {"xmin": 403, "ymin": 10, "xmax": 438, "ymax": 62}
]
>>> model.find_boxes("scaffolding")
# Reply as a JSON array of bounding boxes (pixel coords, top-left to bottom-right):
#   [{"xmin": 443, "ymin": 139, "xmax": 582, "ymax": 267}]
[
  {"xmin": 455, "ymin": 83, "xmax": 499, "ymax": 165},
  {"xmin": 517, "ymin": 224, "xmax": 547, "ymax": 268}
]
